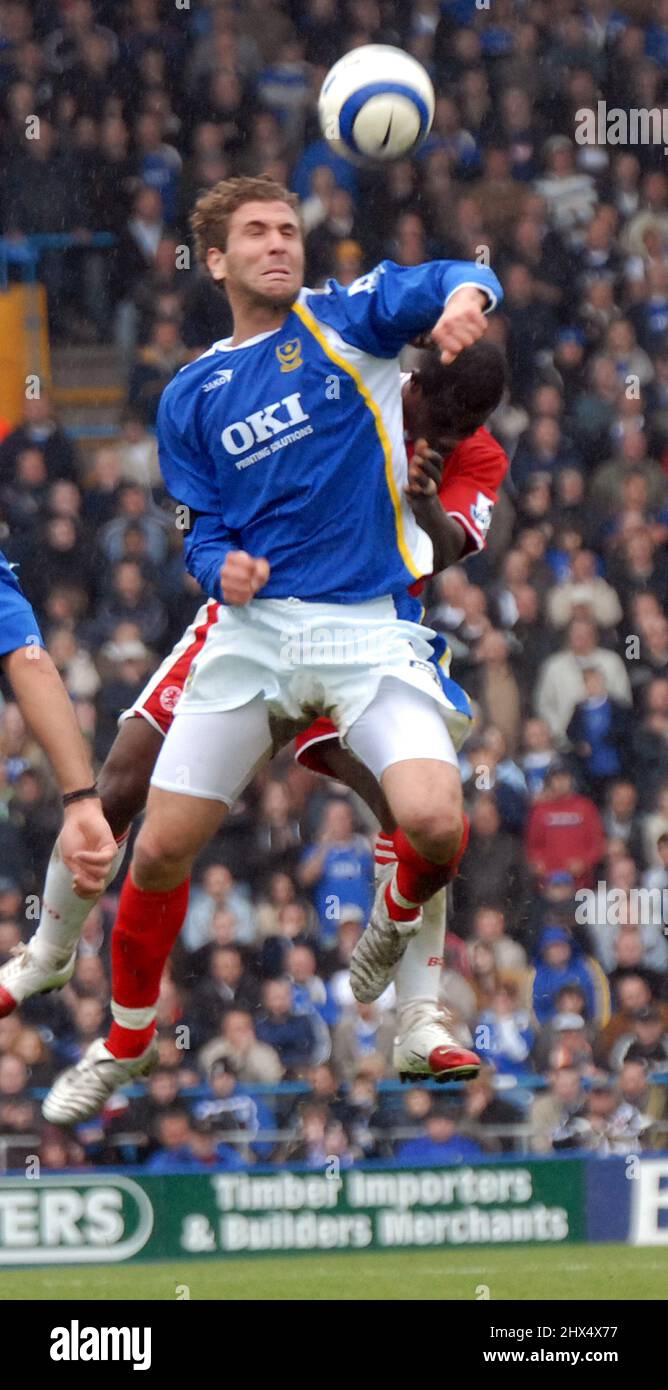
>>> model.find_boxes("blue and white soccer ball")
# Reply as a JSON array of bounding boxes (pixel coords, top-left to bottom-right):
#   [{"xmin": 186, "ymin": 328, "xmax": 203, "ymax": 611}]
[{"xmin": 318, "ymin": 44, "xmax": 435, "ymax": 164}]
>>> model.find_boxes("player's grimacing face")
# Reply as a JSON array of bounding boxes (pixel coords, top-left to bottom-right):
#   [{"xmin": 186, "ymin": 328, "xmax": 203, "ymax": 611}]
[{"xmin": 213, "ymin": 200, "xmax": 304, "ymax": 306}]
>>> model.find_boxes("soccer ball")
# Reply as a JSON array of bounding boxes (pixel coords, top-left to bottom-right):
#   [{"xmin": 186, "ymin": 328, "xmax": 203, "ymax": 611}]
[{"xmin": 318, "ymin": 44, "xmax": 435, "ymax": 164}]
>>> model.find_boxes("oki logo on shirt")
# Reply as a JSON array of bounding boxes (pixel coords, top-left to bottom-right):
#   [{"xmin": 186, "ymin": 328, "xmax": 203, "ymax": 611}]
[{"xmin": 221, "ymin": 392, "xmax": 310, "ymax": 456}]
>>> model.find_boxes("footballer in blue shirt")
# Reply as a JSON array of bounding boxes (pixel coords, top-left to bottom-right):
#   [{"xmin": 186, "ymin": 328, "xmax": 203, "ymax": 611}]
[{"xmin": 44, "ymin": 175, "xmax": 503, "ymax": 1124}]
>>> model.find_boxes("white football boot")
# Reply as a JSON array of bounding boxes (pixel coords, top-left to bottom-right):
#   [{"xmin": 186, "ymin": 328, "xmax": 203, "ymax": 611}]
[
  {"xmin": 42, "ymin": 1036, "xmax": 158, "ymax": 1125},
  {"xmin": 0, "ymin": 944, "xmax": 76, "ymax": 1018},
  {"xmin": 350, "ymin": 873, "xmax": 422, "ymax": 1003},
  {"xmin": 394, "ymin": 1001, "xmax": 480, "ymax": 1084}
]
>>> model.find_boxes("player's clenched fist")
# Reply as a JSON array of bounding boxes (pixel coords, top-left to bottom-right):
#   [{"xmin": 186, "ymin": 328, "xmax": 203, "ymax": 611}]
[
  {"xmin": 431, "ymin": 287, "xmax": 489, "ymax": 366},
  {"xmin": 405, "ymin": 438, "xmax": 443, "ymax": 498},
  {"xmin": 220, "ymin": 551, "xmax": 270, "ymax": 605}
]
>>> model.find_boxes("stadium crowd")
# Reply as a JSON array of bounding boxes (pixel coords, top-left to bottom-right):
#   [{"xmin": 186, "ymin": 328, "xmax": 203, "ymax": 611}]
[{"xmin": 0, "ymin": 0, "xmax": 667, "ymax": 1170}]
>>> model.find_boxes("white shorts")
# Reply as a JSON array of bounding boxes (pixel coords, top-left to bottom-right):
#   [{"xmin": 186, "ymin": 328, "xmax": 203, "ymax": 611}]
[
  {"xmin": 149, "ymin": 596, "xmax": 460, "ymax": 804},
  {"xmin": 172, "ymin": 595, "xmax": 451, "ymax": 737},
  {"xmin": 151, "ymin": 676, "xmax": 459, "ymax": 806},
  {"xmin": 118, "ymin": 599, "xmax": 219, "ymax": 736},
  {"xmin": 117, "ymin": 598, "xmax": 472, "ymax": 767}
]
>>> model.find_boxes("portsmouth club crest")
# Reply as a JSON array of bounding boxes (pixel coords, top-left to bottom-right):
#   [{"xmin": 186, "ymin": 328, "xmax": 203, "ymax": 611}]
[{"xmin": 276, "ymin": 338, "xmax": 303, "ymax": 372}]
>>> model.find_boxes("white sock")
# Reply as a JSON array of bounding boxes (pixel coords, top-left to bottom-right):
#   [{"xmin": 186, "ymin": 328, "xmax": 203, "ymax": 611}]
[
  {"xmin": 395, "ymin": 888, "xmax": 447, "ymax": 1015},
  {"xmin": 30, "ymin": 831, "xmax": 130, "ymax": 969}
]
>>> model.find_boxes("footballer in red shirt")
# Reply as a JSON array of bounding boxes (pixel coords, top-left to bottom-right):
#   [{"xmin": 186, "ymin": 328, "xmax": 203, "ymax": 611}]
[{"xmin": 294, "ymin": 341, "xmax": 509, "ymax": 796}]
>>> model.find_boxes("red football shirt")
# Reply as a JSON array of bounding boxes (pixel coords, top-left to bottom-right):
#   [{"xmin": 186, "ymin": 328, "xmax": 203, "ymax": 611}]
[{"xmin": 408, "ymin": 426, "xmax": 509, "ymax": 595}]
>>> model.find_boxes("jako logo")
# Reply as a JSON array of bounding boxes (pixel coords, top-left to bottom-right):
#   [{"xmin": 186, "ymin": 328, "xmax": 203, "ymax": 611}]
[
  {"xmin": 50, "ymin": 1321, "xmax": 151, "ymax": 1372},
  {"xmin": 221, "ymin": 392, "xmax": 309, "ymax": 454},
  {"xmin": 202, "ymin": 370, "xmax": 234, "ymax": 392}
]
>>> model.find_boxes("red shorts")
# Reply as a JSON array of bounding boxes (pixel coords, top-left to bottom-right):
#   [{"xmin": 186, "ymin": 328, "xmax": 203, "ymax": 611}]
[
  {"xmin": 122, "ymin": 600, "xmax": 339, "ymax": 766},
  {"xmin": 293, "ymin": 716, "xmax": 339, "ymax": 775}
]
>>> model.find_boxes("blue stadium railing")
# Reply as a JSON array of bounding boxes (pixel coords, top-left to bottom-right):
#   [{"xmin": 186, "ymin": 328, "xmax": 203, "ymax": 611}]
[
  {"xmin": 0, "ymin": 232, "xmax": 116, "ymax": 291},
  {"xmin": 27, "ymin": 1069, "xmax": 668, "ymax": 1101},
  {"xmin": 0, "ymin": 1073, "xmax": 663, "ymax": 1171}
]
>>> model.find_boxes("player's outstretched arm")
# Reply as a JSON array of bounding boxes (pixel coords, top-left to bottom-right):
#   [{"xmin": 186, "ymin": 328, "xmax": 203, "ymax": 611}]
[
  {"xmin": 308, "ymin": 258, "xmax": 503, "ymax": 359},
  {"xmin": 2, "ymin": 647, "xmax": 116, "ymax": 896}
]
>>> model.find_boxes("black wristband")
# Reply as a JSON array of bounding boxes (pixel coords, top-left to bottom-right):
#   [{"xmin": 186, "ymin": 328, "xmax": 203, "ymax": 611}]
[{"xmin": 62, "ymin": 784, "xmax": 99, "ymax": 808}]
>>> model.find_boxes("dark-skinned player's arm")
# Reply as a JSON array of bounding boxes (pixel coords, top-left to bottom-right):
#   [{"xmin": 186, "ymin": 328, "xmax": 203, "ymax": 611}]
[
  {"xmin": 404, "ymin": 440, "xmax": 468, "ymax": 572},
  {"xmin": 405, "ymin": 429, "xmax": 510, "ymax": 576}
]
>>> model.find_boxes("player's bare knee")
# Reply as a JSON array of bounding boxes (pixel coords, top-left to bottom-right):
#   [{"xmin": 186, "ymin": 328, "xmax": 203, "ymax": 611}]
[
  {"xmin": 401, "ymin": 803, "xmax": 463, "ymax": 861},
  {"xmin": 132, "ymin": 827, "xmax": 190, "ymax": 888}
]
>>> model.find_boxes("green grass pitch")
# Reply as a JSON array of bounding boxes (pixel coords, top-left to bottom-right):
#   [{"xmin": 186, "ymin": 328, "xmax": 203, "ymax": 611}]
[{"xmin": 0, "ymin": 1245, "xmax": 663, "ymax": 1300}]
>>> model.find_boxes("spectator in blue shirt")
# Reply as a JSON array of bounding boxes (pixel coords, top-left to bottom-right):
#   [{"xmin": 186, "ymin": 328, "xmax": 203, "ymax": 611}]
[
  {"xmin": 298, "ymin": 800, "xmax": 373, "ymax": 946},
  {"xmin": 135, "ymin": 113, "xmax": 182, "ymax": 228},
  {"xmin": 396, "ymin": 1105, "xmax": 485, "ymax": 1165},
  {"xmin": 255, "ymin": 977, "xmax": 318, "ymax": 1075},
  {"xmin": 144, "ymin": 1109, "xmax": 244, "ymax": 1172},
  {"xmin": 292, "ymin": 138, "xmax": 359, "ymax": 201},
  {"xmin": 288, "ymin": 942, "xmax": 340, "ymax": 1028},
  {"xmin": 287, "ymin": 942, "xmax": 339, "ymax": 1066},
  {"xmin": 531, "ymin": 926, "xmax": 608, "ymax": 1025},
  {"xmin": 567, "ymin": 667, "xmax": 632, "ymax": 797},
  {"xmin": 256, "ymin": 39, "xmax": 311, "ymax": 142},
  {"xmin": 192, "ymin": 1058, "xmax": 275, "ymax": 1160},
  {"xmin": 476, "ymin": 982, "xmax": 535, "ymax": 1078}
]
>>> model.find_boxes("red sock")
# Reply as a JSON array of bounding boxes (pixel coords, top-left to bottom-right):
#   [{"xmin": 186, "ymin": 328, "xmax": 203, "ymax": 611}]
[
  {"xmin": 374, "ymin": 831, "xmax": 397, "ymax": 871},
  {"xmin": 384, "ymin": 876, "xmax": 423, "ymax": 925},
  {"xmin": 106, "ymin": 872, "xmax": 190, "ymax": 1059},
  {"xmin": 391, "ymin": 814, "xmax": 470, "ymax": 908},
  {"xmin": 107, "ymin": 1019, "xmax": 157, "ymax": 1059}
]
